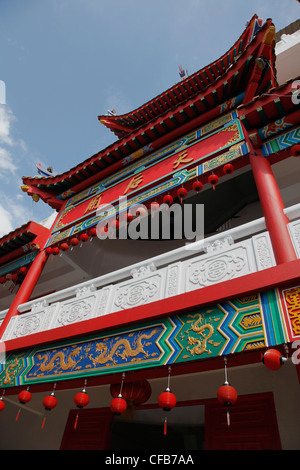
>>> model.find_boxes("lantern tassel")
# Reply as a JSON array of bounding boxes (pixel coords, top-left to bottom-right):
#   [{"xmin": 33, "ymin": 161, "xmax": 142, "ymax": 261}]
[
  {"xmin": 74, "ymin": 411, "xmax": 79, "ymax": 430},
  {"xmin": 164, "ymin": 416, "xmax": 167, "ymax": 436},
  {"xmin": 227, "ymin": 410, "xmax": 230, "ymax": 427},
  {"xmin": 41, "ymin": 415, "xmax": 46, "ymax": 429}
]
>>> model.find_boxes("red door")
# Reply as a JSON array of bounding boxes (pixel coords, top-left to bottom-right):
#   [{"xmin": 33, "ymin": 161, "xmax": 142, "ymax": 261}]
[
  {"xmin": 60, "ymin": 408, "xmax": 112, "ymax": 450},
  {"xmin": 205, "ymin": 392, "xmax": 281, "ymax": 450}
]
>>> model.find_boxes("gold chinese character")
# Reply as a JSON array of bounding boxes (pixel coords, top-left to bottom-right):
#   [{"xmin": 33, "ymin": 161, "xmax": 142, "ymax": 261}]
[
  {"xmin": 124, "ymin": 173, "xmax": 143, "ymax": 194},
  {"xmin": 173, "ymin": 150, "xmax": 193, "ymax": 169},
  {"xmin": 84, "ymin": 194, "xmax": 102, "ymax": 214}
]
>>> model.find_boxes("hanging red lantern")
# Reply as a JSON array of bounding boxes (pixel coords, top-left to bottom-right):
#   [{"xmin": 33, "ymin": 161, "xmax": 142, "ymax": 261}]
[
  {"xmin": 158, "ymin": 367, "xmax": 176, "ymax": 435},
  {"xmin": 223, "ymin": 163, "xmax": 234, "ymax": 174},
  {"xmin": 110, "ymin": 380, "xmax": 151, "ymax": 406},
  {"xmin": 43, "ymin": 393, "xmax": 57, "ymax": 411},
  {"xmin": 70, "ymin": 237, "xmax": 79, "ymax": 248},
  {"xmin": 74, "ymin": 389, "xmax": 89, "ymax": 409},
  {"xmin": 208, "ymin": 174, "xmax": 219, "ymax": 190},
  {"xmin": 127, "ymin": 212, "xmax": 134, "ymax": 223},
  {"xmin": 0, "ymin": 398, "xmax": 5, "ymax": 412},
  {"xmin": 60, "ymin": 242, "xmax": 69, "ymax": 252},
  {"xmin": 150, "ymin": 201, "xmax": 160, "ymax": 217},
  {"xmin": 217, "ymin": 357, "xmax": 237, "ymax": 427},
  {"xmin": 88, "ymin": 227, "xmax": 97, "ymax": 238},
  {"xmin": 16, "ymin": 388, "xmax": 32, "ymax": 421},
  {"xmin": 177, "ymin": 187, "xmax": 187, "ymax": 203},
  {"xmin": 158, "ymin": 390, "xmax": 176, "ymax": 411},
  {"xmin": 98, "ymin": 225, "xmax": 108, "ymax": 238},
  {"xmin": 262, "ymin": 349, "xmax": 287, "ymax": 371},
  {"xmin": 291, "ymin": 144, "xmax": 300, "ymax": 157},
  {"xmin": 42, "ymin": 388, "xmax": 57, "ymax": 429},
  {"xmin": 110, "ymin": 395, "xmax": 127, "ymax": 415},
  {"xmin": 45, "ymin": 247, "xmax": 53, "ymax": 255},
  {"xmin": 11, "ymin": 273, "xmax": 18, "ymax": 283},
  {"xmin": 52, "ymin": 247, "xmax": 60, "ymax": 256},
  {"xmin": 163, "ymin": 194, "xmax": 173, "ymax": 206},
  {"xmin": 0, "ymin": 277, "xmax": 6, "ymax": 285},
  {"xmin": 136, "ymin": 206, "xmax": 147, "ymax": 218},
  {"xmin": 73, "ymin": 384, "xmax": 89, "ymax": 430},
  {"xmin": 110, "ymin": 219, "xmax": 119, "ymax": 230},
  {"xmin": 79, "ymin": 233, "xmax": 89, "ymax": 243},
  {"xmin": 192, "ymin": 180, "xmax": 203, "ymax": 192},
  {"xmin": 18, "ymin": 389, "xmax": 32, "ymax": 404},
  {"xmin": 19, "ymin": 267, "xmax": 27, "ymax": 276},
  {"xmin": 217, "ymin": 383, "xmax": 237, "ymax": 407}
]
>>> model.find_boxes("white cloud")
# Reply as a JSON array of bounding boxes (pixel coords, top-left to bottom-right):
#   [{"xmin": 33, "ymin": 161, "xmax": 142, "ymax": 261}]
[
  {"xmin": 0, "ymin": 105, "xmax": 15, "ymax": 146},
  {"xmin": 0, "ymin": 204, "xmax": 14, "ymax": 236},
  {"xmin": 0, "ymin": 104, "xmax": 33, "ymax": 237}
]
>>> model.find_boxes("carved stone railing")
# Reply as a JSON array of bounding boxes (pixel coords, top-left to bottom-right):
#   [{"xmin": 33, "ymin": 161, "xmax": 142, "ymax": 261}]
[{"xmin": 1, "ymin": 202, "xmax": 300, "ymax": 342}]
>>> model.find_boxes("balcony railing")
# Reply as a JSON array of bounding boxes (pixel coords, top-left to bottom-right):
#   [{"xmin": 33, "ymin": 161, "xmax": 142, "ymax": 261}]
[{"xmin": 1, "ymin": 202, "xmax": 300, "ymax": 342}]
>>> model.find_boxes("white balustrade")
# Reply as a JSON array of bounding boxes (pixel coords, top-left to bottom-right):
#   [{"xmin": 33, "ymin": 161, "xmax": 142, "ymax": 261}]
[{"xmin": 1, "ymin": 202, "xmax": 300, "ymax": 341}]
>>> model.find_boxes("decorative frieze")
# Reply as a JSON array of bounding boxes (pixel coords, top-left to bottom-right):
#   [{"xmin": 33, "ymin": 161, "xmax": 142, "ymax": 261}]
[
  {"xmin": 252, "ymin": 233, "xmax": 275, "ymax": 270},
  {"xmin": 1, "ymin": 227, "xmax": 299, "ymax": 342},
  {"xmin": 185, "ymin": 243, "xmax": 254, "ymax": 291}
]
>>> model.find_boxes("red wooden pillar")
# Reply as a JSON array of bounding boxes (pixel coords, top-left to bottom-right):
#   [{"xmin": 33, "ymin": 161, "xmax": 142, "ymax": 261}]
[
  {"xmin": 0, "ymin": 249, "xmax": 49, "ymax": 338},
  {"xmin": 249, "ymin": 151, "xmax": 297, "ymax": 265}
]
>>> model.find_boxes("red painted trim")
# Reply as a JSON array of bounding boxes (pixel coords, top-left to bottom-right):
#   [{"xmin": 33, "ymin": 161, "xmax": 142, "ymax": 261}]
[
  {"xmin": 249, "ymin": 150, "xmax": 297, "ymax": 264},
  {"xmin": 3, "ymin": 258, "xmax": 300, "ymax": 353}
]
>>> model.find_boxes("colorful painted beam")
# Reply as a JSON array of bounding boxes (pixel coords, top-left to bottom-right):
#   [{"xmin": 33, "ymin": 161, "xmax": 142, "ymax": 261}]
[{"xmin": 0, "ymin": 282, "xmax": 299, "ymax": 388}]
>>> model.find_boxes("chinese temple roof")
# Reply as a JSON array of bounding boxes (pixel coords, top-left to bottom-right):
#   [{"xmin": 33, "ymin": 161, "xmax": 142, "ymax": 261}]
[
  {"xmin": 238, "ymin": 76, "xmax": 300, "ymax": 130},
  {"xmin": 22, "ymin": 15, "xmax": 279, "ymax": 209},
  {"xmin": 98, "ymin": 15, "xmax": 267, "ymax": 139},
  {"xmin": 0, "ymin": 221, "xmax": 49, "ymax": 265}
]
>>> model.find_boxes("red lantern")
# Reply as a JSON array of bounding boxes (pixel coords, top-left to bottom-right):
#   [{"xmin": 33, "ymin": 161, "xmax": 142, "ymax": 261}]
[
  {"xmin": 208, "ymin": 174, "xmax": 219, "ymax": 190},
  {"xmin": 19, "ymin": 267, "xmax": 27, "ymax": 276},
  {"xmin": 43, "ymin": 393, "xmax": 57, "ymax": 411},
  {"xmin": 98, "ymin": 225, "xmax": 108, "ymax": 237},
  {"xmin": 192, "ymin": 180, "xmax": 203, "ymax": 192},
  {"xmin": 0, "ymin": 399, "xmax": 5, "ymax": 412},
  {"xmin": 70, "ymin": 237, "xmax": 79, "ymax": 247},
  {"xmin": 291, "ymin": 144, "xmax": 300, "ymax": 157},
  {"xmin": 223, "ymin": 163, "xmax": 234, "ymax": 174},
  {"xmin": 163, "ymin": 194, "xmax": 173, "ymax": 206},
  {"xmin": 60, "ymin": 242, "xmax": 69, "ymax": 252},
  {"xmin": 136, "ymin": 207, "xmax": 147, "ymax": 218},
  {"xmin": 217, "ymin": 382, "xmax": 237, "ymax": 427},
  {"xmin": 74, "ymin": 390, "xmax": 89, "ymax": 409},
  {"xmin": 110, "ymin": 395, "xmax": 127, "ymax": 415},
  {"xmin": 88, "ymin": 227, "xmax": 97, "ymax": 238},
  {"xmin": 45, "ymin": 247, "xmax": 53, "ymax": 255},
  {"xmin": 127, "ymin": 212, "xmax": 134, "ymax": 223},
  {"xmin": 110, "ymin": 380, "xmax": 151, "ymax": 406},
  {"xmin": 79, "ymin": 233, "xmax": 89, "ymax": 243},
  {"xmin": 217, "ymin": 383, "xmax": 237, "ymax": 407},
  {"xmin": 177, "ymin": 187, "xmax": 187, "ymax": 203},
  {"xmin": 16, "ymin": 388, "xmax": 32, "ymax": 421},
  {"xmin": 41, "ymin": 386, "xmax": 57, "ymax": 428},
  {"xmin": 262, "ymin": 349, "xmax": 287, "ymax": 371},
  {"xmin": 0, "ymin": 277, "xmax": 6, "ymax": 285},
  {"xmin": 18, "ymin": 389, "xmax": 31, "ymax": 404},
  {"xmin": 52, "ymin": 247, "xmax": 60, "ymax": 256},
  {"xmin": 110, "ymin": 219, "xmax": 119, "ymax": 230},
  {"xmin": 150, "ymin": 201, "xmax": 160, "ymax": 213},
  {"xmin": 158, "ymin": 390, "xmax": 176, "ymax": 411}
]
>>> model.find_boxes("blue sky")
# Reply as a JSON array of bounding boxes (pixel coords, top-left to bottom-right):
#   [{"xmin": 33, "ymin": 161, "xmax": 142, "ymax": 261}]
[{"xmin": 0, "ymin": 0, "xmax": 299, "ymax": 235}]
